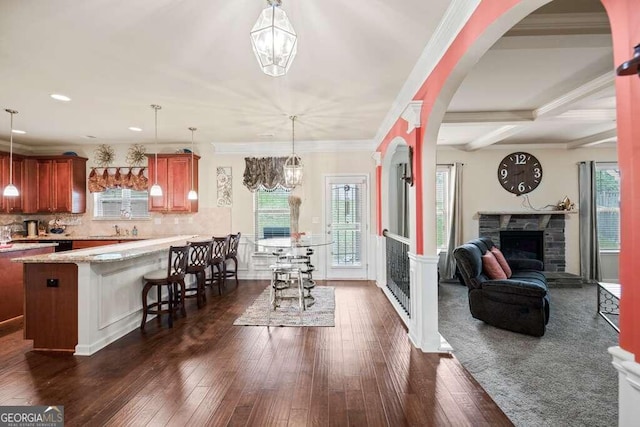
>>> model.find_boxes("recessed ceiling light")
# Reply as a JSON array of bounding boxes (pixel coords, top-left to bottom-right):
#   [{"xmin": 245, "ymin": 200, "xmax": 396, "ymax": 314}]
[
  {"xmin": 128, "ymin": 127, "xmax": 143, "ymax": 132},
  {"xmin": 11, "ymin": 129, "xmax": 26, "ymax": 134},
  {"xmin": 50, "ymin": 93, "xmax": 71, "ymax": 102}
]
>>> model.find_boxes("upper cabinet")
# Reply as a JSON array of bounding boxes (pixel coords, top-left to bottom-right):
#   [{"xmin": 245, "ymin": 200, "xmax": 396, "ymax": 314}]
[
  {"xmin": 0, "ymin": 152, "xmax": 25, "ymax": 213},
  {"xmin": 146, "ymin": 153, "xmax": 199, "ymax": 213},
  {"xmin": 24, "ymin": 155, "xmax": 88, "ymax": 214},
  {"xmin": 1, "ymin": 152, "xmax": 87, "ymax": 214}
]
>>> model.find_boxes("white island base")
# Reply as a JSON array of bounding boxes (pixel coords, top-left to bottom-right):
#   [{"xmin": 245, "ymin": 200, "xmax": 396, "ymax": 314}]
[{"xmin": 14, "ymin": 236, "xmax": 197, "ymax": 356}]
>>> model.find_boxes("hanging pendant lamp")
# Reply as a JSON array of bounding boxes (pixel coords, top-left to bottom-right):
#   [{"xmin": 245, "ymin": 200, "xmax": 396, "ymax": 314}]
[
  {"xmin": 3, "ymin": 109, "xmax": 19, "ymax": 197},
  {"xmin": 283, "ymin": 115, "xmax": 303, "ymax": 187},
  {"xmin": 187, "ymin": 127, "xmax": 198, "ymax": 201},
  {"xmin": 250, "ymin": 0, "xmax": 297, "ymax": 77},
  {"xmin": 149, "ymin": 104, "xmax": 163, "ymax": 197}
]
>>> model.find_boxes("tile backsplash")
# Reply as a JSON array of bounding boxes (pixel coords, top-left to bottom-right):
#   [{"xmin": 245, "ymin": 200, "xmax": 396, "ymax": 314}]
[{"xmin": 0, "ymin": 207, "xmax": 232, "ymax": 238}]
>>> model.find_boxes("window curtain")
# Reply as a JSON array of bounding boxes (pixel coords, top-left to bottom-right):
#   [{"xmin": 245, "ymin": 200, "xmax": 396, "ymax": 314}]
[
  {"xmin": 443, "ymin": 162, "xmax": 463, "ymax": 280},
  {"xmin": 578, "ymin": 161, "xmax": 602, "ymax": 282},
  {"xmin": 243, "ymin": 157, "xmax": 290, "ymax": 191},
  {"xmin": 88, "ymin": 167, "xmax": 148, "ymax": 193}
]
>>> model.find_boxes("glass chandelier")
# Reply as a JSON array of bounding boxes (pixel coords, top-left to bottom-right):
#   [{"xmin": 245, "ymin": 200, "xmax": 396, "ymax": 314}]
[
  {"xmin": 3, "ymin": 109, "xmax": 19, "ymax": 197},
  {"xmin": 250, "ymin": 0, "xmax": 297, "ymax": 77},
  {"xmin": 284, "ymin": 115, "xmax": 303, "ymax": 187},
  {"xmin": 149, "ymin": 104, "xmax": 163, "ymax": 197},
  {"xmin": 187, "ymin": 127, "xmax": 198, "ymax": 201}
]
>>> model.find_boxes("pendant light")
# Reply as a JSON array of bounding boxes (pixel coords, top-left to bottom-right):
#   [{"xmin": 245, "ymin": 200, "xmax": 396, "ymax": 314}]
[
  {"xmin": 283, "ymin": 115, "xmax": 303, "ymax": 187},
  {"xmin": 149, "ymin": 104, "xmax": 163, "ymax": 197},
  {"xmin": 250, "ymin": 0, "xmax": 297, "ymax": 77},
  {"xmin": 3, "ymin": 109, "xmax": 19, "ymax": 197},
  {"xmin": 187, "ymin": 127, "xmax": 198, "ymax": 201}
]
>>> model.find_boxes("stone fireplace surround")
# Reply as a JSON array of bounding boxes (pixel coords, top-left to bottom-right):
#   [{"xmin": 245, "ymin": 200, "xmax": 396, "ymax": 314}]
[{"xmin": 478, "ymin": 211, "xmax": 575, "ymax": 272}]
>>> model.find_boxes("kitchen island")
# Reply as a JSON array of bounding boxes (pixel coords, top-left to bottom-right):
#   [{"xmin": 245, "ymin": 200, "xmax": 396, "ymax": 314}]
[
  {"xmin": 12, "ymin": 235, "xmax": 197, "ymax": 355},
  {"xmin": 0, "ymin": 243, "xmax": 58, "ymax": 323}
]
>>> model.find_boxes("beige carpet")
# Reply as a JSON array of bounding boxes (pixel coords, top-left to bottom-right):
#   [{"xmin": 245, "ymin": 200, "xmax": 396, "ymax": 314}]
[{"xmin": 234, "ymin": 286, "xmax": 335, "ymax": 327}]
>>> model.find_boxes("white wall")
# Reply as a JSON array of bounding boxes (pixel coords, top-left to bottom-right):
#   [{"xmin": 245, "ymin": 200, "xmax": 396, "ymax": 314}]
[{"xmin": 436, "ymin": 146, "xmax": 618, "ymax": 275}]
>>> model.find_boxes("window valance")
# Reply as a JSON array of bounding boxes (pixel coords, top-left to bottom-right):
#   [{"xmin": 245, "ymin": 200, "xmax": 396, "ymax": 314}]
[
  {"xmin": 88, "ymin": 167, "xmax": 149, "ymax": 193},
  {"xmin": 243, "ymin": 157, "xmax": 291, "ymax": 192}
]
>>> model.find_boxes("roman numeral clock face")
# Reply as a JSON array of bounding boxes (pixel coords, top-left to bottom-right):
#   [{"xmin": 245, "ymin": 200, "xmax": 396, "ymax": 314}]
[{"xmin": 497, "ymin": 152, "xmax": 543, "ymax": 195}]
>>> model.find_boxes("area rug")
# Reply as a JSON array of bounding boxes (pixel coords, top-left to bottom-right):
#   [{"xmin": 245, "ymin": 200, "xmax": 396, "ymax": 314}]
[
  {"xmin": 439, "ymin": 281, "xmax": 618, "ymax": 427},
  {"xmin": 234, "ymin": 286, "xmax": 335, "ymax": 327}
]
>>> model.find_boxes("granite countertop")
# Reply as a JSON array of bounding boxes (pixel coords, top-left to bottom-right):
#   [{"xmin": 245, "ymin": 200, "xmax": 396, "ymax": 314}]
[
  {"xmin": 11, "ymin": 235, "xmax": 199, "ymax": 264},
  {"xmin": 0, "ymin": 243, "xmax": 59, "ymax": 254},
  {"xmin": 12, "ymin": 235, "xmax": 147, "ymax": 241}
]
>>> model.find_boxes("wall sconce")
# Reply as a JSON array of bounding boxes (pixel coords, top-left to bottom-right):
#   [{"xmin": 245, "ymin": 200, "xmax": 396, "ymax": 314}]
[
  {"xmin": 616, "ymin": 44, "xmax": 640, "ymax": 78},
  {"xmin": 401, "ymin": 145, "xmax": 414, "ymax": 187}
]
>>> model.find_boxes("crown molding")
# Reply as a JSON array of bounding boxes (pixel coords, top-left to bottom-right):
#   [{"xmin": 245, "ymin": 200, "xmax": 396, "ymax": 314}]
[
  {"xmin": 373, "ymin": 0, "xmax": 481, "ymax": 148},
  {"xmin": 401, "ymin": 101, "xmax": 423, "ymax": 133},
  {"xmin": 211, "ymin": 139, "xmax": 376, "ymax": 155},
  {"xmin": 0, "ymin": 140, "xmax": 36, "ymax": 155}
]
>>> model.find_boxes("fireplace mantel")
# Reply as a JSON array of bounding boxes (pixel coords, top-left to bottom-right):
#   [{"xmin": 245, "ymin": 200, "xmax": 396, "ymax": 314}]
[{"xmin": 478, "ymin": 210, "xmax": 577, "ymax": 230}]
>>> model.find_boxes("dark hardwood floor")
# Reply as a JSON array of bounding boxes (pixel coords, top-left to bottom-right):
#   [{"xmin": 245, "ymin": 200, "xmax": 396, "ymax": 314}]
[{"xmin": 0, "ymin": 280, "xmax": 512, "ymax": 426}]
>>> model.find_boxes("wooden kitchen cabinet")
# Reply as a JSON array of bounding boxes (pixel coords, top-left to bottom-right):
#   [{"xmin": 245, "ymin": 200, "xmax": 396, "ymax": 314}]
[
  {"xmin": 24, "ymin": 155, "xmax": 87, "ymax": 214},
  {"xmin": 0, "ymin": 152, "xmax": 25, "ymax": 213},
  {"xmin": 146, "ymin": 153, "xmax": 199, "ymax": 213}
]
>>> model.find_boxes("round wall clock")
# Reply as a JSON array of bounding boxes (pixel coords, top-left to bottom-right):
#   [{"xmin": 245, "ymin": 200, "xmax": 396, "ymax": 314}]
[{"xmin": 497, "ymin": 152, "xmax": 543, "ymax": 195}]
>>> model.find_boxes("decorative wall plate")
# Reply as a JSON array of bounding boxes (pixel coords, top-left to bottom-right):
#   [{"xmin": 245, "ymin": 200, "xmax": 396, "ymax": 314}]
[
  {"xmin": 94, "ymin": 144, "xmax": 115, "ymax": 167},
  {"xmin": 126, "ymin": 144, "xmax": 147, "ymax": 166}
]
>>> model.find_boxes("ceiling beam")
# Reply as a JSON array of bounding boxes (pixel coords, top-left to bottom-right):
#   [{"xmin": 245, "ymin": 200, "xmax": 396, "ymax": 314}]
[
  {"xmin": 567, "ymin": 129, "xmax": 617, "ymax": 149},
  {"xmin": 505, "ymin": 12, "xmax": 611, "ymax": 37},
  {"xmin": 533, "ymin": 71, "xmax": 615, "ymax": 120},
  {"xmin": 493, "ymin": 34, "xmax": 612, "ymax": 50},
  {"xmin": 442, "ymin": 110, "xmax": 534, "ymax": 125},
  {"xmin": 463, "ymin": 125, "xmax": 525, "ymax": 151}
]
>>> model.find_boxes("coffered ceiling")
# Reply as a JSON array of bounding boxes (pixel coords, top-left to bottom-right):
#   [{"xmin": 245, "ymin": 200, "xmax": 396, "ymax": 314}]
[{"xmin": 0, "ymin": 0, "xmax": 616, "ymax": 153}]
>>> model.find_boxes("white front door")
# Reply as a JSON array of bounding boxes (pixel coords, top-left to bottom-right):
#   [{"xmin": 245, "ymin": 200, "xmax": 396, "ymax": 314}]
[{"xmin": 324, "ymin": 175, "xmax": 368, "ymax": 279}]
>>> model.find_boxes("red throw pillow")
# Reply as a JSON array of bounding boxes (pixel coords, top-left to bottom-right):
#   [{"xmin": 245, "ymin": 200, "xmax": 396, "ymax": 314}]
[
  {"xmin": 491, "ymin": 247, "xmax": 513, "ymax": 278},
  {"xmin": 482, "ymin": 251, "xmax": 507, "ymax": 280}
]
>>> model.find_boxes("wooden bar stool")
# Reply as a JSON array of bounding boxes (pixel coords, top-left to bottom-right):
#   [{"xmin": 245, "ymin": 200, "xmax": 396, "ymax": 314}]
[
  {"xmin": 140, "ymin": 245, "xmax": 189, "ymax": 330},
  {"xmin": 207, "ymin": 236, "xmax": 230, "ymax": 295},
  {"xmin": 222, "ymin": 232, "xmax": 241, "ymax": 288},
  {"xmin": 184, "ymin": 240, "xmax": 212, "ymax": 308}
]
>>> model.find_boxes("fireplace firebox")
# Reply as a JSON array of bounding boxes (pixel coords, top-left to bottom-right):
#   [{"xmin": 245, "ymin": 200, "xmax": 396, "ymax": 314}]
[
  {"xmin": 479, "ymin": 212, "xmax": 569, "ymax": 272},
  {"xmin": 500, "ymin": 230, "xmax": 544, "ymax": 268}
]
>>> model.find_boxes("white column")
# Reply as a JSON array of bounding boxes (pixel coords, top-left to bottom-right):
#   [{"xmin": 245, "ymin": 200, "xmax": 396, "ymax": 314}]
[
  {"xmin": 610, "ymin": 346, "xmax": 640, "ymax": 426},
  {"xmin": 408, "ymin": 252, "xmax": 450, "ymax": 352}
]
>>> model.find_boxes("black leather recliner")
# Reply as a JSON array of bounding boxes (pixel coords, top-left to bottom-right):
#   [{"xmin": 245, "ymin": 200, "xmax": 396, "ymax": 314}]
[{"xmin": 453, "ymin": 237, "xmax": 550, "ymax": 337}]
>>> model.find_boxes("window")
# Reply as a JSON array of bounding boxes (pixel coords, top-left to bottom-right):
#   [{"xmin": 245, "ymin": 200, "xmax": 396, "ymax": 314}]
[
  {"xmin": 93, "ymin": 189, "xmax": 150, "ymax": 219},
  {"xmin": 254, "ymin": 187, "xmax": 291, "ymax": 239},
  {"xmin": 595, "ymin": 163, "xmax": 620, "ymax": 250},
  {"xmin": 436, "ymin": 165, "xmax": 451, "ymax": 250}
]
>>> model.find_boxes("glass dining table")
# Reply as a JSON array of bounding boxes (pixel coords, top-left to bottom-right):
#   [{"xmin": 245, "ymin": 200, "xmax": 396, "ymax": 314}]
[
  {"xmin": 245, "ymin": 234, "xmax": 333, "ymax": 250},
  {"xmin": 244, "ymin": 234, "xmax": 332, "ymax": 316}
]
